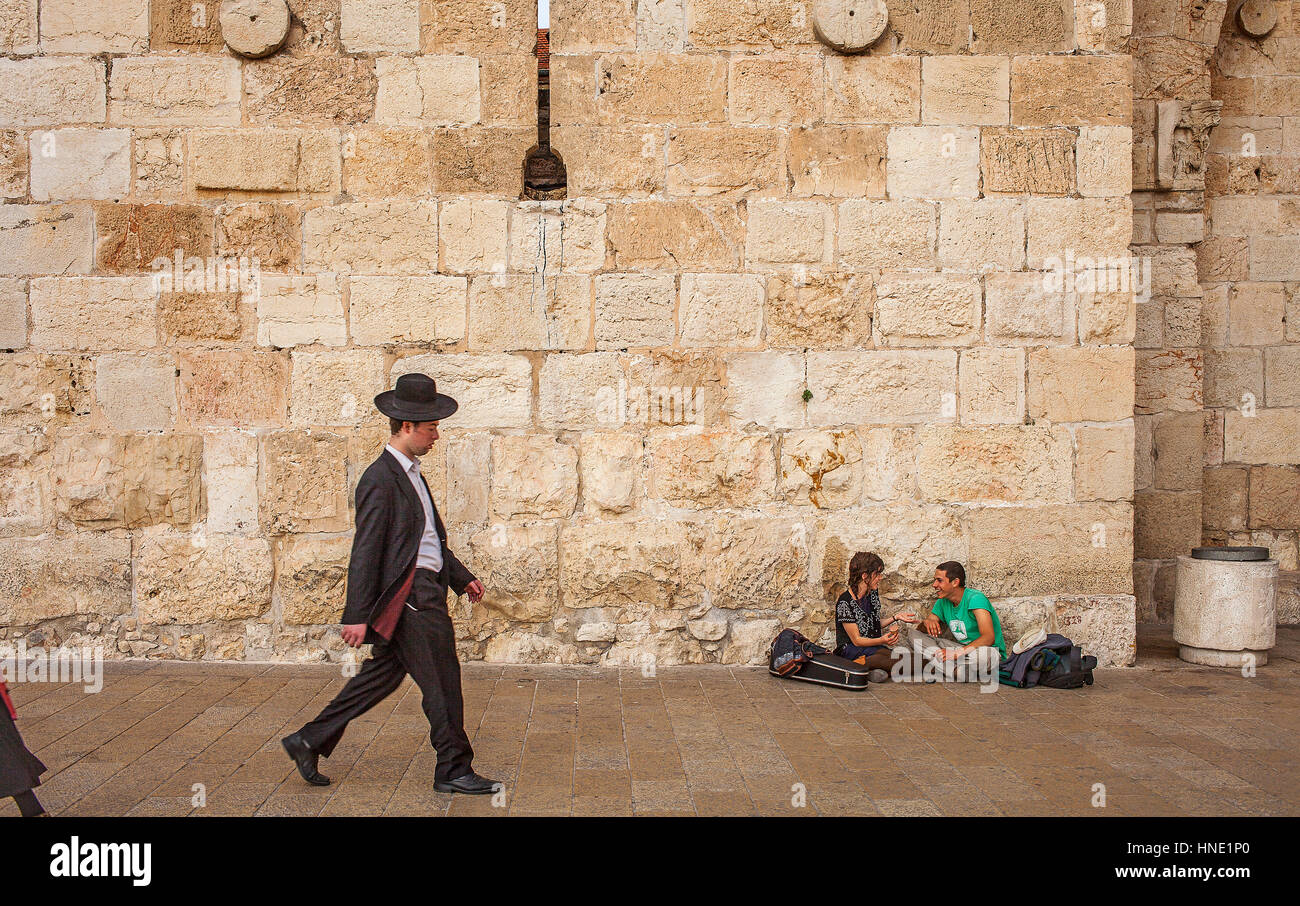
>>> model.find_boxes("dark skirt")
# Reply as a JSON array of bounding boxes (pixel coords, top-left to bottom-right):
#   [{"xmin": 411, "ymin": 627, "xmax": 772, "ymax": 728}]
[{"xmin": 0, "ymin": 708, "xmax": 46, "ymax": 799}]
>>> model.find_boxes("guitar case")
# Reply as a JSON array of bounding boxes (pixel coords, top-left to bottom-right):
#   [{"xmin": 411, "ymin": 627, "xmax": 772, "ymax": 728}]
[{"xmin": 768, "ymin": 650, "xmax": 874, "ymax": 690}]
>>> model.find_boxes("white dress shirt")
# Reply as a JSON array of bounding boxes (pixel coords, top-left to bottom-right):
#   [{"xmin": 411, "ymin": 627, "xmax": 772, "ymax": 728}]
[{"xmin": 385, "ymin": 444, "xmax": 444, "ymax": 574}]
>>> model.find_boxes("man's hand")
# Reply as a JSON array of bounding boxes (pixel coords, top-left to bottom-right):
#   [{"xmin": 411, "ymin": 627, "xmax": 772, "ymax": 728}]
[
  {"xmin": 341, "ymin": 623, "xmax": 367, "ymax": 648},
  {"xmin": 936, "ymin": 646, "xmax": 966, "ymax": 662},
  {"xmin": 894, "ymin": 611, "xmax": 918, "ymax": 624},
  {"xmin": 922, "ymin": 615, "xmax": 942, "ymax": 636},
  {"xmin": 465, "ymin": 580, "xmax": 485, "ymax": 604}
]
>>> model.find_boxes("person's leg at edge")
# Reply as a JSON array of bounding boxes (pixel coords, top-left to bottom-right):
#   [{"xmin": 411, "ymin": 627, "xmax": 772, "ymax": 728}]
[{"xmin": 13, "ymin": 789, "xmax": 46, "ymax": 817}]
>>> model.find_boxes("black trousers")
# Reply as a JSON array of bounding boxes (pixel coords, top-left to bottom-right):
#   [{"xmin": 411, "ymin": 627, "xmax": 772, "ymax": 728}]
[{"xmin": 297, "ymin": 570, "xmax": 474, "ymax": 782}]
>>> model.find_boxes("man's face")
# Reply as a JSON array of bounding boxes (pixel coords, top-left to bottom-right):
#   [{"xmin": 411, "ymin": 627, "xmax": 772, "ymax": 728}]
[
  {"xmin": 404, "ymin": 420, "xmax": 439, "ymax": 456},
  {"xmin": 932, "ymin": 569, "xmax": 960, "ymax": 598}
]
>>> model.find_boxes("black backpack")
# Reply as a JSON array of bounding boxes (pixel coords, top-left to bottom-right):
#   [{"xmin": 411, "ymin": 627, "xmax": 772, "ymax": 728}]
[{"xmin": 999, "ymin": 633, "xmax": 1097, "ymax": 689}]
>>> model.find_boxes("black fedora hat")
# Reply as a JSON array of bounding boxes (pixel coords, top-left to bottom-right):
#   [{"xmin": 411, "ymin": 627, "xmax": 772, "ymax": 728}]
[{"xmin": 374, "ymin": 373, "xmax": 459, "ymax": 422}]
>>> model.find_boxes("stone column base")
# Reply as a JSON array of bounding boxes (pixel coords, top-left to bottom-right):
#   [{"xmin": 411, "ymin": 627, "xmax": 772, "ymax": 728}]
[{"xmin": 1177, "ymin": 645, "xmax": 1269, "ymax": 668}]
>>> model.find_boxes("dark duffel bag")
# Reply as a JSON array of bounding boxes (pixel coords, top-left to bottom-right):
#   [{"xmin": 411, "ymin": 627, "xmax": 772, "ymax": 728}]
[{"xmin": 769, "ymin": 650, "xmax": 873, "ymax": 691}]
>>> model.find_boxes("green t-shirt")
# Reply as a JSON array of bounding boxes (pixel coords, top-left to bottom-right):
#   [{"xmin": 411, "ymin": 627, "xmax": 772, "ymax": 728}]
[{"xmin": 931, "ymin": 588, "xmax": 1005, "ymax": 657}]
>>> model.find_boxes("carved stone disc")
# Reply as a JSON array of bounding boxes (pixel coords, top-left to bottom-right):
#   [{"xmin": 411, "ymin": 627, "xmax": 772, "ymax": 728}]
[
  {"xmin": 219, "ymin": 0, "xmax": 291, "ymax": 58},
  {"xmin": 812, "ymin": 0, "xmax": 888, "ymax": 53},
  {"xmin": 1236, "ymin": 0, "xmax": 1277, "ymax": 38}
]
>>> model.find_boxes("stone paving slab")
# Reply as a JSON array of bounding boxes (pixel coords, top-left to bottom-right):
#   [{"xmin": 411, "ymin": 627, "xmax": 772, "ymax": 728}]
[{"xmin": 3, "ymin": 626, "xmax": 1298, "ymax": 817}]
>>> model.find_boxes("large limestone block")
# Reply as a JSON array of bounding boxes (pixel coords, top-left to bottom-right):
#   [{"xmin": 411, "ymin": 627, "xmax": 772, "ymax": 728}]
[
  {"xmin": 343, "ymin": 127, "xmax": 432, "ymax": 198},
  {"xmin": 807, "ymin": 350, "xmax": 957, "ymax": 425},
  {"xmin": 1229, "ymin": 282, "xmax": 1286, "ymax": 347},
  {"xmin": 780, "ymin": 430, "xmax": 863, "ymax": 509},
  {"xmin": 550, "ymin": 126, "xmax": 665, "ymax": 197},
  {"xmin": 509, "ymin": 200, "xmax": 607, "ymax": 275},
  {"xmin": 789, "ymin": 125, "xmax": 887, "ymax": 197},
  {"xmin": 289, "ymin": 349, "xmax": 387, "ymax": 428},
  {"xmin": 887, "ymin": 126, "xmax": 980, "ymax": 199},
  {"xmin": 1052, "ymin": 595, "xmax": 1136, "ymax": 667},
  {"xmin": 921, "ymin": 56, "xmax": 1010, "ymax": 125},
  {"xmin": 825, "ymin": 56, "xmax": 921, "ymax": 123},
  {"xmin": 53, "ymin": 433, "xmax": 204, "ymax": 529},
  {"xmin": 980, "ymin": 127, "xmax": 1074, "ymax": 195},
  {"xmin": 258, "ymin": 429, "xmax": 350, "ymax": 534},
  {"xmin": 595, "ymin": 273, "xmax": 676, "ymax": 349},
  {"xmin": 1152, "ymin": 411, "xmax": 1202, "ymax": 492},
  {"xmin": 439, "ymin": 199, "xmax": 508, "ymax": 275},
  {"xmin": 958, "ymin": 347, "xmax": 1026, "ymax": 424},
  {"xmin": 1134, "ymin": 349, "xmax": 1201, "ymax": 415},
  {"xmin": 665, "ymin": 126, "xmax": 785, "ymax": 197},
  {"xmin": 816, "ymin": 505, "xmax": 967, "ymax": 602},
  {"xmin": 678, "ymin": 273, "xmax": 763, "ymax": 347},
  {"xmin": 0, "ymin": 58, "xmax": 106, "ymax": 127},
  {"xmin": 0, "ymin": 277, "xmax": 26, "ymax": 349},
  {"xmin": 419, "ymin": 0, "xmax": 537, "ymax": 54},
  {"xmin": 215, "ymin": 202, "xmax": 300, "ymax": 271},
  {"xmin": 1, "ymin": 130, "xmax": 27, "ymax": 201},
  {"xmin": 135, "ymin": 527, "xmax": 273, "ymax": 626},
  {"xmin": 1073, "ymin": 423, "xmax": 1134, "ymax": 502},
  {"xmin": 593, "ymin": 54, "xmax": 728, "ymax": 124},
  {"xmin": 376, "ymin": 56, "xmax": 481, "ymax": 125},
  {"xmin": 936, "ymin": 198, "xmax": 1025, "ymax": 271},
  {"xmin": 30, "ymin": 277, "xmax": 156, "ymax": 351},
  {"xmin": 480, "ymin": 53, "xmax": 537, "ymax": 128},
  {"xmin": 765, "ymin": 272, "xmax": 872, "ymax": 349},
  {"xmin": 746, "ymin": 201, "xmax": 832, "ymax": 267},
  {"xmin": 706, "ymin": 514, "xmax": 810, "ymax": 609},
  {"xmin": 838, "ymin": 199, "xmax": 936, "ymax": 270},
  {"xmin": 95, "ymin": 353, "xmax": 176, "ymax": 431},
  {"xmin": 109, "ymin": 57, "xmax": 241, "ymax": 126},
  {"xmin": 915, "ymin": 425, "xmax": 1072, "ymax": 504},
  {"xmin": 132, "ymin": 129, "xmax": 184, "ymax": 201},
  {"xmin": 722, "ymin": 618, "xmax": 783, "ymax": 665},
  {"xmin": 551, "ymin": 0, "xmax": 635, "ymax": 51},
  {"xmin": 859, "ymin": 427, "xmax": 917, "ymax": 501},
  {"xmin": 607, "ymin": 201, "xmax": 744, "ymax": 270},
  {"xmin": 96, "ymin": 203, "xmax": 216, "ymax": 275},
  {"xmin": 1076, "ymin": 126, "xmax": 1132, "ymax": 197},
  {"xmin": 29, "ymin": 129, "xmax": 130, "ymax": 201},
  {"xmin": 276, "ymin": 534, "xmax": 351, "ymax": 625},
  {"xmin": 965, "ymin": 503, "xmax": 1134, "ymax": 596},
  {"xmin": 579, "ymin": 433, "xmax": 642, "ymax": 514},
  {"xmin": 0, "ymin": 205, "xmax": 93, "ymax": 276},
  {"xmin": 40, "ymin": 0, "xmax": 148, "ymax": 51},
  {"xmin": 1076, "ymin": 289, "xmax": 1135, "ymax": 345},
  {"xmin": 444, "ymin": 431, "xmax": 488, "ymax": 526},
  {"xmin": 0, "ymin": 533, "xmax": 131, "ymax": 625},
  {"xmin": 1249, "ymin": 465, "xmax": 1300, "ymax": 529},
  {"xmin": 1026, "ymin": 197, "xmax": 1131, "ymax": 267},
  {"xmin": 203, "ymin": 429, "xmax": 259, "ymax": 535},
  {"xmin": 622, "ymin": 349, "xmax": 727, "ymax": 428},
  {"xmin": 723, "ymin": 351, "xmax": 807, "ymax": 431},
  {"xmin": 178, "ymin": 348, "xmax": 289, "ymax": 427},
  {"xmin": 1203, "ymin": 466, "xmax": 1249, "ymax": 532},
  {"xmin": 648, "ymin": 429, "xmax": 776, "ymax": 508},
  {"xmin": 468, "ymin": 274, "xmax": 591, "ymax": 352},
  {"xmin": 559, "ymin": 519, "xmax": 708, "ymax": 610},
  {"xmin": 341, "ymin": 0, "xmax": 418, "ymax": 50},
  {"xmin": 490, "ymin": 435, "xmax": 579, "ymax": 520},
  {"xmin": 433, "ymin": 126, "xmax": 533, "ymax": 195},
  {"xmin": 1011, "ymin": 55, "xmax": 1131, "ymax": 126},
  {"xmin": 537, "ymin": 353, "xmax": 624, "ymax": 430},
  {"xmin": 987, "ymin": 270, "xmax": 1071, "ymax": 345},
  {"xmin": 0, "ymin": 429, "xmax": 50, "ymax": 537},
  {"xmin": 1225, "ymin": 410, "xmax": 1300, "ymax": 465},
  {"xmin": 256, "ymin": 274, "xmax": 345, "ymax": 348},
  {"xmin": 0, "ymin": 0, "xmax": 37, "ymax": 52},
  {"xmin": 243, "ymin": 55, "xmax": 377, "ymax": 126},
  {"xmin": 1028, "ymin": 346, "xmax": 1134, "ymax": 423},
  {"xmin": 968, "ymin": 0, "xmax": 1070, "ymax": 53},
  {"xmin": 302, "ymin": 202, "xmax": 438, "ymax": 274},
  {"xmin": 464, "ymin": 522, "xmax": 560, "ymax": 622},
  {"xmin": 686, "ymin": 0, "xmax": 811, "ymax": 48},
  {"xmin": 188, "ymin": 128, "xmax": 340, "ymax": 196},
  {"xmin": 393, "ymin": 354, "xmax": 533, "ymax": 429},
  {"xmin": 728, "ymin": 56, "xmax": 824, "ymax": 126},
  {"xmin": 1265, "ymin": 347, "xmax": 1300, "ymax": 407},
  {"xmin": 873, "ymin": 273, "xmax": 980, "ymax": 346},
  {"xmin": 350, "ymin": 275, "xmax": 465, "ymax": 347},
  {"xmin": 0, "ymin": 353, "xmax": 92, "ymax": 430}
]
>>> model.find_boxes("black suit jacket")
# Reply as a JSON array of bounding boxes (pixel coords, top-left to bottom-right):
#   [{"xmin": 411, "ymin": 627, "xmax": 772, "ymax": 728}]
[{"xmin": 342, "ymin": 448, "xmax": 477, "ymax": 645}]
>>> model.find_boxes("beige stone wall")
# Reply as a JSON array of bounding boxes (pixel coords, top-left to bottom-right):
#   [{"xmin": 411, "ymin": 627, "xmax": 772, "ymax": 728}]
[{"xmin": 0, "ymin": 0, "xmax": 1138, "ymax": 666}]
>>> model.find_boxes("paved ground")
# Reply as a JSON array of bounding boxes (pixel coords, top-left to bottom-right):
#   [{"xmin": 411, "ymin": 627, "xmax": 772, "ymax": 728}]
[{"xmin": 3, "ymin": 625, "xmax": 1298, "ymax": 817}]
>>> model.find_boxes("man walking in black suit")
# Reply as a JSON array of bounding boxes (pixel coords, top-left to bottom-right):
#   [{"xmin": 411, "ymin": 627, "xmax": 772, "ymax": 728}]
[{"xmin": 282, "ymin": 373, "xmax": 501, "ymax": 795}]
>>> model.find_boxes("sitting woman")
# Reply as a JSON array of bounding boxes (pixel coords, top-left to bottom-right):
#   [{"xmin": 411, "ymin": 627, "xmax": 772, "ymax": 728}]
[{"xmin": 835, "ymin": 552, "xmax": 915, "ymax": 678}]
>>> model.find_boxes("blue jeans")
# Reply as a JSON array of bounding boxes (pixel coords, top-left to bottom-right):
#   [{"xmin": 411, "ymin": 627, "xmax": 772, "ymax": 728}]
[{"xmin": 838, "ymin": 643, "xmax": 883, "ymax": 661}]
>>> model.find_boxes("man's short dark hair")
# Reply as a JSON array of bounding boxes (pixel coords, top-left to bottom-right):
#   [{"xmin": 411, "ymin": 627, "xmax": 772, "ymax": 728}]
[
  {"xmin": 936, "ymin": 560, "xmax": 966, "ymax": 587},
  {"xmin": 849, "ymin": 552, "xmax": 884, "ymax": 590},
  {"xmin": 389, "ymin": 416, "xmax": 407, "ymax": 435}
]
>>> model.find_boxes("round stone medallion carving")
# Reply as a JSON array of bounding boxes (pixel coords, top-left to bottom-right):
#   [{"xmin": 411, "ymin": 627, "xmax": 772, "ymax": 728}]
[
  {"xmin": 1236, "ymin": 0, "xmax": 1277, "ymax": 37},
  {"xmin": 812, "ymin": 0, "xmax": 889, "ymax": 54},
  {"xmin": 219, "ymin": 0, "xmax": 292, "ymax": 58}
]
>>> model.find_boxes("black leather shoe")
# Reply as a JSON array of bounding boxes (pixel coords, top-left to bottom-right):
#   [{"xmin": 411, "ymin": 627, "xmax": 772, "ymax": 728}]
[
  {"xmin": 433, "ymin": 771, "xmax": 502, "ymax": 795},
  {"xmin": 282, "ymin": 732, "xmax": 331, "ymax": 786}
]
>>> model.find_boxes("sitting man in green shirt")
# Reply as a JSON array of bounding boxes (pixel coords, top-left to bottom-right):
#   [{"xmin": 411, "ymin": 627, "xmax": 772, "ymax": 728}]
[{"xmin": 912, "ymin": 560, "xmax": 1005, "ymax": 682}]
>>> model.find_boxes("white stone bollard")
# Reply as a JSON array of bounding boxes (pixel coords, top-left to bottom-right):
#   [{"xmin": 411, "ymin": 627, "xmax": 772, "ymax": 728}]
[{"xmin": 1173, "ymin": 549, "xmax": 1277, "ymax": 667}]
